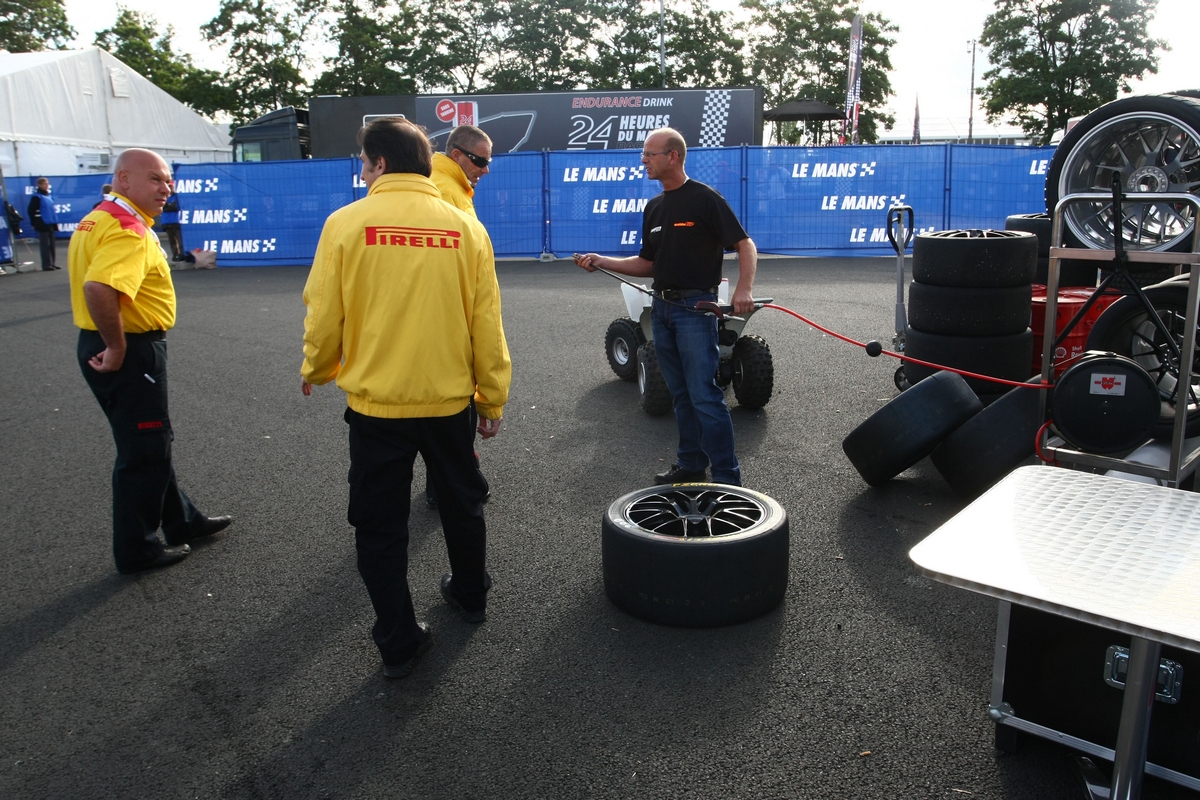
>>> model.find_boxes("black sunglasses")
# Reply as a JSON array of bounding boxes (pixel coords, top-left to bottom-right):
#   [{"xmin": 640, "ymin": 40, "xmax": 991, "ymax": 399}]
[{"xmin": 456, "ymin": 147, "xmax": 490, "ymax": 169}]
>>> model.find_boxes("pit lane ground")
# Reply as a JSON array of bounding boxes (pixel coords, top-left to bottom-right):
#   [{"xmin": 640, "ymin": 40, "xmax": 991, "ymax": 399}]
[{"xmin": 1, "ymin": 253, "xmax": 1193, "ymax": 799}]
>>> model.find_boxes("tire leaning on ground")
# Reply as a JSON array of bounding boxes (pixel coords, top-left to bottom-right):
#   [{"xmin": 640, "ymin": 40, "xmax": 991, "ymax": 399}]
[
  {"xmin": 902, "ymin": 326, "xmax": 1035, "ymax": 396},
  {"xmin": 601, "ymin": 483, "xmax": 788, "ymax": 627},
  {"xmin": 731, "ymin": 334, "xmax": 774, "ymax": 409},
  {"xmin": 1085, "ymin": 283, "xmax": 1200, "ymax": 439},
  {"xmin": 930, "ymin": 378, "xmax": 1048, "ymax": 498},
  {"xmin": 912, "ymin": 230, "xmax": 1038, "ymax": 288},
  {"xmin": 842, "ymin": 370, "xmax": 983, "ymax": 486},
  {"xmin": 605, "ymin": 317, "xmax": 645, "ymax": 381},
  {"xmin": 636, "ymin": 341, "xmax": 674, "ymax": 416},
  {"xmin": 1045, "ymin": 93, "xmax": 1200, "ymax": 255},
  {"xmin": 907, "ymin": 281, "xmax": 1032, "ymax": 337}
]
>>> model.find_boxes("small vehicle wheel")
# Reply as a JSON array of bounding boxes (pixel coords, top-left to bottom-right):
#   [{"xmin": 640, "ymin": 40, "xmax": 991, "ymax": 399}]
[
  {"xmin": 602, "ymin": 483, "xmax": 789, "ymax": 627},
  {"xmin": 637, "ymin": 342, "xmax": 673, "ymax": 416},
  {"xmin": 731, "ymin": 335, "xmax": 774, "ymax": 409},
  {"xmin": 894, "ymin": 365, "xmax": 910, "ymax": 392},
  {"xmin": 605, "ymin": 317, "xmax": 645, "ymax": 381}
]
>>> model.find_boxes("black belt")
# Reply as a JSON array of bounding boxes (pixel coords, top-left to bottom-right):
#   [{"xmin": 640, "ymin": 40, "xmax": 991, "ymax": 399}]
[
  {"xmin": 82, "ymin": 328, "xmax": 166, "ymax": 341},
  {"xmin": 654, "ymin": 287, "xmax": 718, "ymax": 301}
]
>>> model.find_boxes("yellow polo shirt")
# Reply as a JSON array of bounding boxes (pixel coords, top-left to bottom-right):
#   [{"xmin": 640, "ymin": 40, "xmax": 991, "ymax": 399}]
[{"xmin": 68, "ymin": 193, "xmax": 176, "ymax": 333}]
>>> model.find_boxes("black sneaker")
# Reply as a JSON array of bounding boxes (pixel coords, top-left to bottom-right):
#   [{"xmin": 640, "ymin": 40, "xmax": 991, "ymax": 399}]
[
  {"xmin": 382, "ymin": 622, "xmax": 432, "ymax": 679},
  {"xmin": 440, "ymin": 574, "xmax": 486, "ymax": 623},
  {"xmin": 654, "ymin": 464, "xmax": 707, "ymax": 485}
]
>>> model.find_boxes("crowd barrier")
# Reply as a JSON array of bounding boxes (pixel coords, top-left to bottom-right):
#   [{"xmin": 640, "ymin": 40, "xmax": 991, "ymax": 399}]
[{"xmin": 6, "ymin": 144, "xmax": 1056, "ymax": 266}]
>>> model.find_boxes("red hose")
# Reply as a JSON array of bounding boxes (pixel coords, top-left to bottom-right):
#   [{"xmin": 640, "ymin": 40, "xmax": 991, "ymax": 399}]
[
  {"xmin": 760, "ymin": 303, "xmax": 1056, "ymax": 390},
  {"xmin": 1034, "ymin": 419, "xmax": 1057, "ymax": 464}
]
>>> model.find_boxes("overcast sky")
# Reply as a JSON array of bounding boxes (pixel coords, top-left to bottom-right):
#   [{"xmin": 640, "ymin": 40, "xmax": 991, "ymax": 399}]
[{"xmin": 61, "ymin": 0, "xmax": 1191, "ymax": 134}]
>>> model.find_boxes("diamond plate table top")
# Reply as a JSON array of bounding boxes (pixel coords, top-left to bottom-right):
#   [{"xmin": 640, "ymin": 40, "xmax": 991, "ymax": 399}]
[{"xmin": 909, "ymin": 465, "xmax": 1200, "ymax": 654}]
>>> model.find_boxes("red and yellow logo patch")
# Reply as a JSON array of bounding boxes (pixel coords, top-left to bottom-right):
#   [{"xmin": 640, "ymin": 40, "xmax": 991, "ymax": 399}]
[{"xmin": 365, "ymin": 226, "xmax": 461, "ymax": 249}]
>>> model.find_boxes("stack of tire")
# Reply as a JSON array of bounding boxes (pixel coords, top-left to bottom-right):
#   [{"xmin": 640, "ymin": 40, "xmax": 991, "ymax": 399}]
[
  {"xmin": 1004, "ymin": 213, "xmax": 1097, "ymax": 287},
  {"xmin": 903, "ymin": 229, "xmax": 1037, "ymax": 405}
]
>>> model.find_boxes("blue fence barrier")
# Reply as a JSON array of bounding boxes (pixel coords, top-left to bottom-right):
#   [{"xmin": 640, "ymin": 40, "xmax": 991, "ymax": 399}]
[{"xmin": 9, "ymin": 144, "xmax": 1056, "ymax": 266}]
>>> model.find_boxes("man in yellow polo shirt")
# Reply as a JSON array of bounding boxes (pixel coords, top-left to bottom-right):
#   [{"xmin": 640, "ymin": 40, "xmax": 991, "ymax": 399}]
[{"xmin": 69, "ymin": 148, "xmax": 232, "ymax": 574}]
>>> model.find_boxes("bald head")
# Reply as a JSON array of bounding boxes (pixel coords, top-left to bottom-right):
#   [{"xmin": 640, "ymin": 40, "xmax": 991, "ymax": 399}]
[{"xmin": 113, "ymin": 148, "xmax": 173, "ymax": 218}]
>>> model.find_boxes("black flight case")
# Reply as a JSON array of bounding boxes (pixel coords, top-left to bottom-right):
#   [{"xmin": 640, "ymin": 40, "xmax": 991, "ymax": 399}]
[{"xmin": 989, "ymin": 601, "xmax": 1200, "ymax": 791}]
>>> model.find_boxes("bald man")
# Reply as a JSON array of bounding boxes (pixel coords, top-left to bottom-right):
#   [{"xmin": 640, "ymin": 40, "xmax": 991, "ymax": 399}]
[{"xmin": 69, "ymin": 149, "xmax": 231, "ymax": 574}]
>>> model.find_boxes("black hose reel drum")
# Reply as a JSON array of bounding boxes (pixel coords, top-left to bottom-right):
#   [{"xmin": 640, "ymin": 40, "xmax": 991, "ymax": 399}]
[{"xmin": 1051, "ymin": 351, "xmax": 1162, "ymax": 454}]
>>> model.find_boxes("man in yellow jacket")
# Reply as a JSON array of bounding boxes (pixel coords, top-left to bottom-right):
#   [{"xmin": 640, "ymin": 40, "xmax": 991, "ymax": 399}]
[
  {"xmin": 301, "ymin": 117, "xmax": 511, "ymax": 680},
  {"xmin": 426, "ymin": 123, "xmax": 493, "ymax": 508},
  {"xmin": 430, "ymin": 124, "xmax": 491, "ymax": 217}
]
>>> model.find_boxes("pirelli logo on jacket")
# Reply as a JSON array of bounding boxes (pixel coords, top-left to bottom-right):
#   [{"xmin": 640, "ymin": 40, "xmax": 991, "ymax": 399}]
[{"xmin": 365, "ymin": 226, "xmax": 461, "ymax": 249}]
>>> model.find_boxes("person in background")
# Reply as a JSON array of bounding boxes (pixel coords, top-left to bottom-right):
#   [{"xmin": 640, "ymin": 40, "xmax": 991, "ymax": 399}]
[
  {"xmin": 160, "ymin": 190, "xmax": 184, "ymax": 261},
  {"xmin": 425, "ymin": 124, "xmax": 496, "ymax": 508},
  {"xmin": 301, "ymin": 117, "xmax": 510, "ymax": 679},
  {"xmin": 68, "ymin": 149, "xmax": 233, "ymax": 574},
  {"xmin": 92, "ymin": 183, "xmax": 113, "ymax": 210},
  {"xmin": 28, "ymin": 177, "xmax": 59, "ymax": 270}
]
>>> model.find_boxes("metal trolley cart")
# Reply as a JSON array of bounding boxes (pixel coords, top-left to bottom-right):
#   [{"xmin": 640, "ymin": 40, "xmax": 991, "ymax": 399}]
[
  {"xmin": 986, "ymin": 189, "xmax": 1200, "ymax": 795},
  {"xmin": 1037, "ymin": 190, "xmax": 1200, "ymax": 486}
]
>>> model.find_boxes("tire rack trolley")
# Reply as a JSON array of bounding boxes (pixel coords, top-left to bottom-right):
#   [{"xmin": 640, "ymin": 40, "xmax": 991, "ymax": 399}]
[
  {"xmin": 1038, "ymin": 190, "xmax": 1200, "ymax": 487},
  {"xmin": 999, "ymin": 190, "xmax": 1200, "ymax": 798}
]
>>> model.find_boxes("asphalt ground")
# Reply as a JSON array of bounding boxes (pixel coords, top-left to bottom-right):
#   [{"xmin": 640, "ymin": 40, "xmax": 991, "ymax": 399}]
[{"xmin": 1, "ymin": 242, "xmax": 1194, "ymax": 799}]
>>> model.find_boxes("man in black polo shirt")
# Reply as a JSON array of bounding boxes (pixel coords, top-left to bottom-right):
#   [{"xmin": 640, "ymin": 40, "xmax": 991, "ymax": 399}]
[{"xmin": 576, "ymin": 127, "xmax": 758, "ymax": 486}]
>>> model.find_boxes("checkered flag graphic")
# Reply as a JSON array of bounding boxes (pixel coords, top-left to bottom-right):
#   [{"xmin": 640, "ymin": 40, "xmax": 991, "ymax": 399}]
[{"xmin": 698, "ymin": 90, "xmax": 732, "ymax": 147}]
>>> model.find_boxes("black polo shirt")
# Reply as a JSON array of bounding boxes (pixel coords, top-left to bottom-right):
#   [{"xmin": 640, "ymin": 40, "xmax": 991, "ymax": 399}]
[{"xmin": 639, "ymin": 179, "xmax": 747, "ymax": 291}]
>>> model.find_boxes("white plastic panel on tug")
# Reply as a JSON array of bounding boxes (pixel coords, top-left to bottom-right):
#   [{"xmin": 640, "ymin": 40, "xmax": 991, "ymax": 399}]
[{"xmin": 621, "ymin": 277, "xmax": 730, "ymax": 321}]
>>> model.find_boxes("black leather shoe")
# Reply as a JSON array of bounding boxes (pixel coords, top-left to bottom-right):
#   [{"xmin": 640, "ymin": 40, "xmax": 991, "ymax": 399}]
[
  {"xmin": 654, "ymin": 464, "xmax": 707, "ymax": 485},
  {"xmin": 440, "ymin": 574, "xmax": 486, "ymax": 623},
  {"xmin": 168, "ymin": 515, "xmax": 232, "ymax": 545},
  {"xmin": 382, "ymin": 622, "xmax": 432, "ymax": 679},
  {"xmin": 120, "ymin": 544, "xmax": 190, "ymax": 574}
]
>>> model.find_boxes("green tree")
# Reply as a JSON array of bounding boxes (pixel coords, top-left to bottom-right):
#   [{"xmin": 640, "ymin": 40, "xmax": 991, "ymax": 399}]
[
  {"xmin": 94, "ymin": 8, "xmax": 233, "ymax": 118},
  {"xmin": 202, "ymin": 0, "xmax": 327, "ymax": 126},
  {"xmin": 585, "ymin": 0, "xmax": 660, "ymax": 90},
  {"xmin": 484, "ymin": 0, "xmax": 595, "ymax": 91},
  {"xmin": 313, "ymin": 0, "xmax": 420, "ymax": 96},
  {"xmin": 744, "ymin": 0, "xmax": 894, "ymax": 144},
  {"xmin": 664, "ymin": 0, "xmax": 746, "ymax": 88},
  {"xmin": 412, "ymin": 0, "xmax": 500, "ymax": 94},
  {"xmin": 979, "ymin": 0, "xmax": 1167, "ymax": 144},
  {"xmin": 0, "ymin": 0, "xmax": 75, "ymax": 52}
]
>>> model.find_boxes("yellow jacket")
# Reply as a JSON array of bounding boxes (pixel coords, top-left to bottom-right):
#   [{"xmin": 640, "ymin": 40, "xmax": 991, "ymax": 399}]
[
  {"xmin": 431, "ymin": 153, "xmax": 476, "ymax": 217},
  {"xmin": 301, "ymin": 173, "xmax": 510, "ymax": 420}
]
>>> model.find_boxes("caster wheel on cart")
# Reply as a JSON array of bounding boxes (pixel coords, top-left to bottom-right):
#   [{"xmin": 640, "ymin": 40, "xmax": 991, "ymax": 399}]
[{"xmin": 893, "ymin": 365, "xmax": 910, "ymax": 392}]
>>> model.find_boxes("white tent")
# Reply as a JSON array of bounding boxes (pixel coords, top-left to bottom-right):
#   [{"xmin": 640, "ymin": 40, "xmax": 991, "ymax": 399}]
[{"xmin": 0, "ymin": 48, "xmax": 231, "ymax": 177}]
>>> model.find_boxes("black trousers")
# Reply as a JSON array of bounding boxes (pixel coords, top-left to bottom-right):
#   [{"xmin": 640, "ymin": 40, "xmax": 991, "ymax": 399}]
[
  {"xmin": 38, "ymin": 228, "xmax": 56, "ymax": 268},
  {"xmin": 345, "ymin": 406, "xmax": 490, "ymax": 665},
  {"xmin": 78, "ymin": 330, "xmax": 205, "ymax": 572}
]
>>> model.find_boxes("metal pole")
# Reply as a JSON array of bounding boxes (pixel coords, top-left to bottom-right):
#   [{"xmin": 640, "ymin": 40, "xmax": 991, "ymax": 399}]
[
  {"xmin": 659, "ymin": 0, "xmax": 666, "ymax": 88},
  {"xmin": 967, "ymin": 40, "xmax": 976, "ymax": 144}
]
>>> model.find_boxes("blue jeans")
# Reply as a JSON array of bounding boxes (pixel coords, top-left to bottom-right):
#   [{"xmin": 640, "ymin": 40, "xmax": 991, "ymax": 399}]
[{"xmin": 651, "ymin": 295, "xmax": 741, "ymax": 485}]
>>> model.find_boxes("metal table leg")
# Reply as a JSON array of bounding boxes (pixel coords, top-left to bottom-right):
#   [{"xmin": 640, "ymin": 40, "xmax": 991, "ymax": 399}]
[{"xmin": 1110, "ymin": 636, "xmax": 1162, "ymax": 800}]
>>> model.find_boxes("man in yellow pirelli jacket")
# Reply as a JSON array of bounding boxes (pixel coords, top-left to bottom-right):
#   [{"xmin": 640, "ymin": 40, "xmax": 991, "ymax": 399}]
[
  {"xmin": 69, "ymin": 148, "xmax": 232, "ymax": 574},
  {"xmin": 430, "ymin": 124, "xmax": 492, "ymax": 217},
  {"xmin": 301, "ymin": 117, "xmax": 511, "ymax": 680}
]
